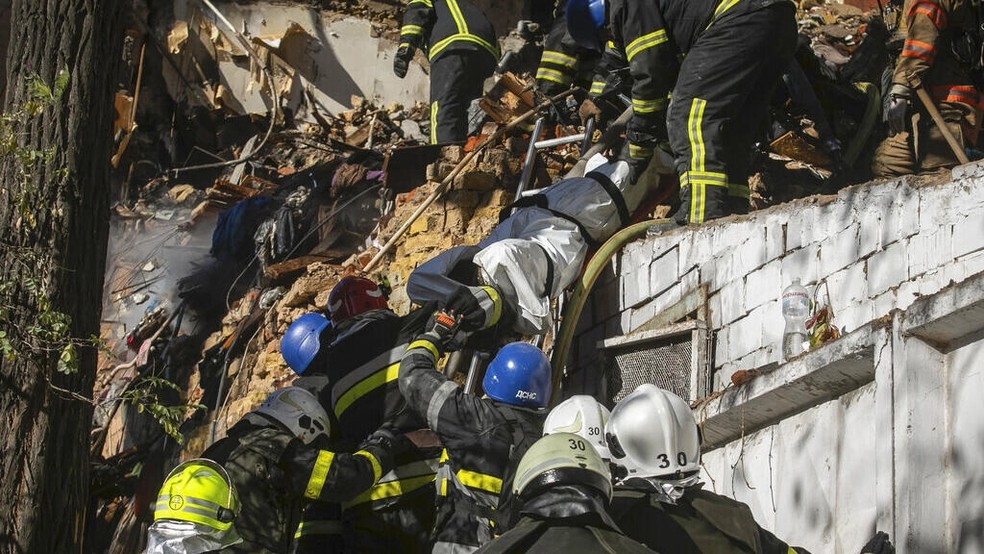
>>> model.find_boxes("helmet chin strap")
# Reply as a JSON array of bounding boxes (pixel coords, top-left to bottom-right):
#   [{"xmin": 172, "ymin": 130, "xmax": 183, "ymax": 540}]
[{"xmin": 620, "ymin": 473, "xmax": 702, "ymax": 504}]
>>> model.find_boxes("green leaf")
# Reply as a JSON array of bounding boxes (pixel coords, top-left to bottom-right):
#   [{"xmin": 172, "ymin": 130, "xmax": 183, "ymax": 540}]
[
  {"xmin": 53, "ymin": 69, "xmax": 69, "ymax": 100},
  {"xmin": 56, "ymin": 343, "xmax": 78, "ymax": 374}
]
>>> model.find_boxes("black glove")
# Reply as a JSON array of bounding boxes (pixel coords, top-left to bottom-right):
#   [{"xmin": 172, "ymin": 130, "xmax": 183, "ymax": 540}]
[
  {"xmin": 416, "ymin": 310, "xmax": 461, "ymax": 353},
  {"xmin": 393, "ymin": 44, "xmax": 415, "ymax": 79},
  {"xmin": 618, "ymin": 141, "xmax": 652, "ymax": 184},
  {"xmin": 859, "ymin": 531, "xmax": 895, "ymax": 554},
  {"xmin": 445, "ymin": 286, "xmax": 492, "ymax": 332},
  {"xmin": 362, "ymin": 425, "xmax": 412, "ymax": 457}
]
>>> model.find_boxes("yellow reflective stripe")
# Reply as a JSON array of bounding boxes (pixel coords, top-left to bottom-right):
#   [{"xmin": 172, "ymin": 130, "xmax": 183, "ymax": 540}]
[
  {"xmin": 343, "ymin": 474, "xmax": 437, "ymax": 508},
  {"xmin": 439, "ymin": 476, "xmax": 448, "ymax": 496},
  {"xmin": 446, "ymin": 0, "xmax": 468, "ymax": 34},
  {"xmin": 304, "ymin": 450, "xmax": 335, "ymax": 500},
  {"xmin": 334, "ymin": 362, "xmax": 400, "ymax": 418},
  {"xmin": 430, "ymin": 101, "xmax": 438, "ymax": 144},
  {"xmin": 439, "ymin": 448, "xmax": 449, "ymax": 462},
  {"xmin": 787, "ymin": 548, "xmax": 797, "ymax": 554},
  {"xmin": 629, "ymin": 144, "xmax": 653, "ymax": 158},
  {"xmin": 710, "ymin": 0, "xmax": 742, "ymax": 26},
  {"xmin": 541, "ymin": 50, "xmax": 577, "ymax": 67},
  {"xmin": 294, "ymin": 520, "xmax": 343, "ymax": 539},
  {"xmin": 401, "ymin": 25, "xmax": 424, "ymax": 36},
  {"xmin": 632, "ymin": 96, "xmax": 668, "ymax": 114},
  {"xmin": 429, "ymin": 33, "xmax": 499, "ymax": 61},
  {"xmin": 606, "ymin": 40, "xmax": 616, "ymax": 50},
  {"xmin": 589, "ymin": 81, "xmax": 605, "ymax": 95},
  {"xmin": 681, "ymin": 170, "xmax": 727, "ymax": 186},
  {"xmin": 456, "ymin": 468, "xmax": 502, "ymax": 494},
  {"xmin": 480, "ymin": 286, "xmax": 502, "ymax": 326},
  {"xmin": 688, "ymin": 98, "xmax": 707, "ymax": 173},
  {"xmin": 625, "ymin": 29, "xmax": 668, "ymax": 62},
  {"xmin": 408, "ymin": 339, "xmax": 440, "ymax": 361},
  {"xmin": 408, "ymin": 0, "xmax": 432, "ymax": 6},
  {"xmin": 355, "ymin": 450, "xmax": 383, "ymax": 483},
  {"xmin": 536, "ymin": 67, "xmax": 572, "ymax": 85}
]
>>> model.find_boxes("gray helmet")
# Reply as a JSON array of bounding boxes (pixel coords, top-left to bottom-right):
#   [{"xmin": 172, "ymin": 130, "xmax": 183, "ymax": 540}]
[
  {"xmin": 254, "ymin": 387, "xmax": 331, "ymax": 444},
  {"xmin": 512, "ymin": 432, "xmax": 613, "ymax": 501}
]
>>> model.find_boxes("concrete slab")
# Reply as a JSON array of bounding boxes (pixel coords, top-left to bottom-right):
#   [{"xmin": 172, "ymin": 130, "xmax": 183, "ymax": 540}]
[{"xmin": 901, "ymin": 270, "xmax": 984, "ymax": 352}]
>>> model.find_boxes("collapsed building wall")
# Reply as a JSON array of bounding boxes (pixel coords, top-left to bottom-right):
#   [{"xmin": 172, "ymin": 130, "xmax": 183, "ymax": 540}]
[{"xmin": 567, "ymin": 161, "xmax": 984, "ymax": 552}]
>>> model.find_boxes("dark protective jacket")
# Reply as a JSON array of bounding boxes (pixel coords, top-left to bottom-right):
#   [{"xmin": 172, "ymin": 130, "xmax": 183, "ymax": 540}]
[
  {"xmin": 535, "ymin": 2, "xmax": 600, "ymax": 96},
  {"xmin": 610, "ymin": 485, "xmax": 807, "ymax": 554},
  {"xmin": 475, "ymin": 485, "xmax": 659, "ymax": 554},
  {"xmin": 399, "ymin": 338, "xmax": 546, "ymax": 551},
  {"xmin": 203, "ymin": 414, "xmax": 393, "ymax": 553},
  {"xmin": 295, "ymin": 307, "xmax": 441, "ymax": 553},
  {"xmin": 605, "ymin": 0, "xmax": 790, "ymax": 158},
  {"xmin": 398, "ymin": 0, "xmax": 499, "ymax": 64}
]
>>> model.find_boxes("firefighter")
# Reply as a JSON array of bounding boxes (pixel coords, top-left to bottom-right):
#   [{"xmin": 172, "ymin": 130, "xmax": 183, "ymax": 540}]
[
  {"xmin": 474, "ymin": 433, "xmax": 658, "ymax": 554},
  {"xmin": 567, "ymin": 0, "xmax": 797, "ymax": 224},
  {"xmin": 145, "ymin": 459, "xmax": 242, "ymax": 553},
  {"xmin": 604, "ymin": 384, "xmax": 809, "ymax": 553},
  {"xmin": 494, "ymin": 394, "xmax": 615, "ymax": 530},
  {"xmin": 399, "ymin": 312, "xmax": 550, "ymax": 553},
  {"xmin": 393, "ymin": 0, "xmax": 499, "ymax": 143},
  {"xmin": 282, "ymin": 276, "xmax": 441, "ymax": 553},
  {"xmin": 535, "ymin": 1, "xmax": 601, "ymax": 114},
  {"xmin": 406, "ymin": 154, "xmax": 663, "ymax": 336},
  {"xmin": 199, "ymin": 387, "xmax": 408, "ymax": 553},
  {"xmin": 872, "ymin": 0, "xmax": 982, "ymax": 176}
]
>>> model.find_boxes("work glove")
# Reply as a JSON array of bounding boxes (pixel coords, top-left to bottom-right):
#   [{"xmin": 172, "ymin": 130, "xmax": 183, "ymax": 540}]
[
  {"xmin": 445, "ymin": 285, "xmax": 496, "ymax": 333},
  {"xmin": 859, "ymin": 531, "xmax": 895, "ymax": 554},
  {"xmin": 416, "ymin": 309, "xmax": 462, "ymax": 353},
  {"xmin": 362, "ymin": 425, "xmax": 412, "ymax": 458},
  {"xmin": 618, "ymin": 141, "xmax": 652, "ymax": 185},
  {"xmin": 393, "ymin": 44, "xmax": 415, "ymax": 79},
  {"xmin": 885, "ymin": 83, "xmax": 912, "ymax": 136},
  {"xmin": 579, "ymin": 98, "xmax": 603, "ymax": 125}
]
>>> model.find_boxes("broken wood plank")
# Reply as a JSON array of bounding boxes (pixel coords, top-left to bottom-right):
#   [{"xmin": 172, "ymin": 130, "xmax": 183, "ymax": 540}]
[{"xmin": 264, "ymin": 255, "xmax": 330, "ymax": 283}]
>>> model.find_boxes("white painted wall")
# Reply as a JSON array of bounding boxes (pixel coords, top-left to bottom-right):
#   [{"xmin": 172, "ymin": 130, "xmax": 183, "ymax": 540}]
[{"xmin": 568, "ymin": 161, "xmax": 984, "ymax": 552}]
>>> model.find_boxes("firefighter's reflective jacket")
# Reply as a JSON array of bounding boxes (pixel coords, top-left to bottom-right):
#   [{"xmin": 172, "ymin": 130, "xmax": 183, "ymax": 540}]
[
  {"xmin": 398, "ymin": 0, "xmax": 499, "ymax": 64},
  {"xmin": 398, "ymin": 339, "xmax": 545, "ymax": 551}
]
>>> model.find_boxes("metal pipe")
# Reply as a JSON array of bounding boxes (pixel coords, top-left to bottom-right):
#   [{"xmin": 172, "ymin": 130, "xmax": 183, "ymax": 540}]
[
  {"xmin": 580, "ymin": 117, "xmax": 597, "ymax": 156},
  {"xmin": 463, "ymin": 351, "xmax": 489, "ymax": 395},
  {"xmin": 516, "ymin": 117, "xmax": 546, "ymax": 199},
  {"xmin": 533, "ymin": 133, "xmax": 586, "ymax": 149}
]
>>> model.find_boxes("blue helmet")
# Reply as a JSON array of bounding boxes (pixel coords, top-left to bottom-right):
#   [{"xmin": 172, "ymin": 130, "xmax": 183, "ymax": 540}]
[
  {"xmin": 281, "ymin": 313, "xmax": 331, "ymax": 374},
  {"xmin": 566, "ymin": 0, "xmax": 607, "ymax": 52},
  {"xmin": 482, "ymin": 342, "xmax": 552, "ymax": 408}
]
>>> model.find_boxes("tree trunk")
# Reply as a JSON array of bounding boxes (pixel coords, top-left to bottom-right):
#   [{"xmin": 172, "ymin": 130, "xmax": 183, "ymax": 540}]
[{"xmin": 0, "ymin": 1, "xmax": 122, "ymax": 553}]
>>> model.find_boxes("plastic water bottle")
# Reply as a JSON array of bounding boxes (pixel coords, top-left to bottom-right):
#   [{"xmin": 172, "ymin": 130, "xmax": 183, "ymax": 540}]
[{"xmin": 781, "ymin": 278, "xmax": 810, "ymax": 360}]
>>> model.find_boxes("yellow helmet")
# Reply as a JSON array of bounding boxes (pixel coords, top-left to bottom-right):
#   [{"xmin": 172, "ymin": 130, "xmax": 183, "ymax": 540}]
[{"xmin": 154, "ymin": 459, "xmax": 239, "ymax": 531}]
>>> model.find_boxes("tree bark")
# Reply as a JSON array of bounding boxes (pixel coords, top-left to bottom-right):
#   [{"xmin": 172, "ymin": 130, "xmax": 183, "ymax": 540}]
[{"xmin": 0, "ymin": 1, "xmax": 122, "ymax": 553}]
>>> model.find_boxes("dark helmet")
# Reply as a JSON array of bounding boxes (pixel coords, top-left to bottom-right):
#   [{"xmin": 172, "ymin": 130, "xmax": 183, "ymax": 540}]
[{"xmin": 566, "ymin": 0, "xmax": 607, "ymax": 52}]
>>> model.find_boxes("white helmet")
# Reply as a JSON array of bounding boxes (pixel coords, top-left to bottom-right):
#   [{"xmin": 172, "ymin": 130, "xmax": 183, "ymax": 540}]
[
  {"xmin": 254, "ymin": 387, "xmax": 331, "ymax": 444},
  {"xmin": 543, "ymin": 395, "xmax": 611, "ymax": 460},
  {"xmin": 605, "ymin": 384, "xmax": 700, "ymax": 481}
]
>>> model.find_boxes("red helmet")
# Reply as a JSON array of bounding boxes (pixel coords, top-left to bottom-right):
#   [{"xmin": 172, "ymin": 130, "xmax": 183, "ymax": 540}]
[{"xmin": 327, "ymin": 276, "xmax": 389, "ymax": 325}]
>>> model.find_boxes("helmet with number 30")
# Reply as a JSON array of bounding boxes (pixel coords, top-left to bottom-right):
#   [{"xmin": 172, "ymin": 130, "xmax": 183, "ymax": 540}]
[
  {"xmin": 605, "ymin": 384, "xmax": 700, "ymax": 480},
  {"xmin": 543, "ymin": 395, "xmax": 611, "ymax": 460}
]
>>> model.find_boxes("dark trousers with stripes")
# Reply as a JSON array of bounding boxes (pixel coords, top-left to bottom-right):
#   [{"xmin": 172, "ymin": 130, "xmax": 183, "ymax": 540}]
[
  {"xmin": 668, "ymin": 2, "xmax": 796, "ymax": 224},
  {"xmin": 430, "ymin": 50, "xmax": 494, "ymax": 143}
]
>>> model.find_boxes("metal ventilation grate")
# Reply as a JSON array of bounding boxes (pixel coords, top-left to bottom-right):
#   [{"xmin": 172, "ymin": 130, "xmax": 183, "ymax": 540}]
[{"xmin": 601, "ymin": 321, "xmax": 711, "ymax": 405}]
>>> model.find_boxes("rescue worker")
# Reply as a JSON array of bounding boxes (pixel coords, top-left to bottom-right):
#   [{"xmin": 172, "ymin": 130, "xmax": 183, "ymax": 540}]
[
  {"xmin": 399, "ymin": 313, "xmax": 550, "ymax": 553},
  {"xmin": 474, "ymin": 433, "xmax": 658, "ymax": 554},
  {"xmin": 496, "ymin": 396, "xmax": 613, "ymax": 532},
  {"xmin": 872, "ymin": 0, "xmax": 982, "ymax": 176},
  {"xmin": 407, "ymin": 154, "xmax": 664, "ymax": 335},
  {"xmin": 567, "ymin": 0, "xmax": 798, "ymax": 224},
  {"xmin": 200, "ymin": 387, "xmax": 409, "ymax": 553},
  {"xmin": 605, "ymin": 384, "xmax": 809, "ymax": 553},
  {"xmin": 393, "ymin": 0, "xmax": 499, "ymax": 143},
  {"xmin": 282, "ymin": 276, "xmax": 440, "ymax": 553},
  {"xmin": 535, "ymin": 2, "xmax": 601, "ymax": 111},
  {"xmin": 145, "ymin": 459, "xmax": 242, "ymax": 554}
]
